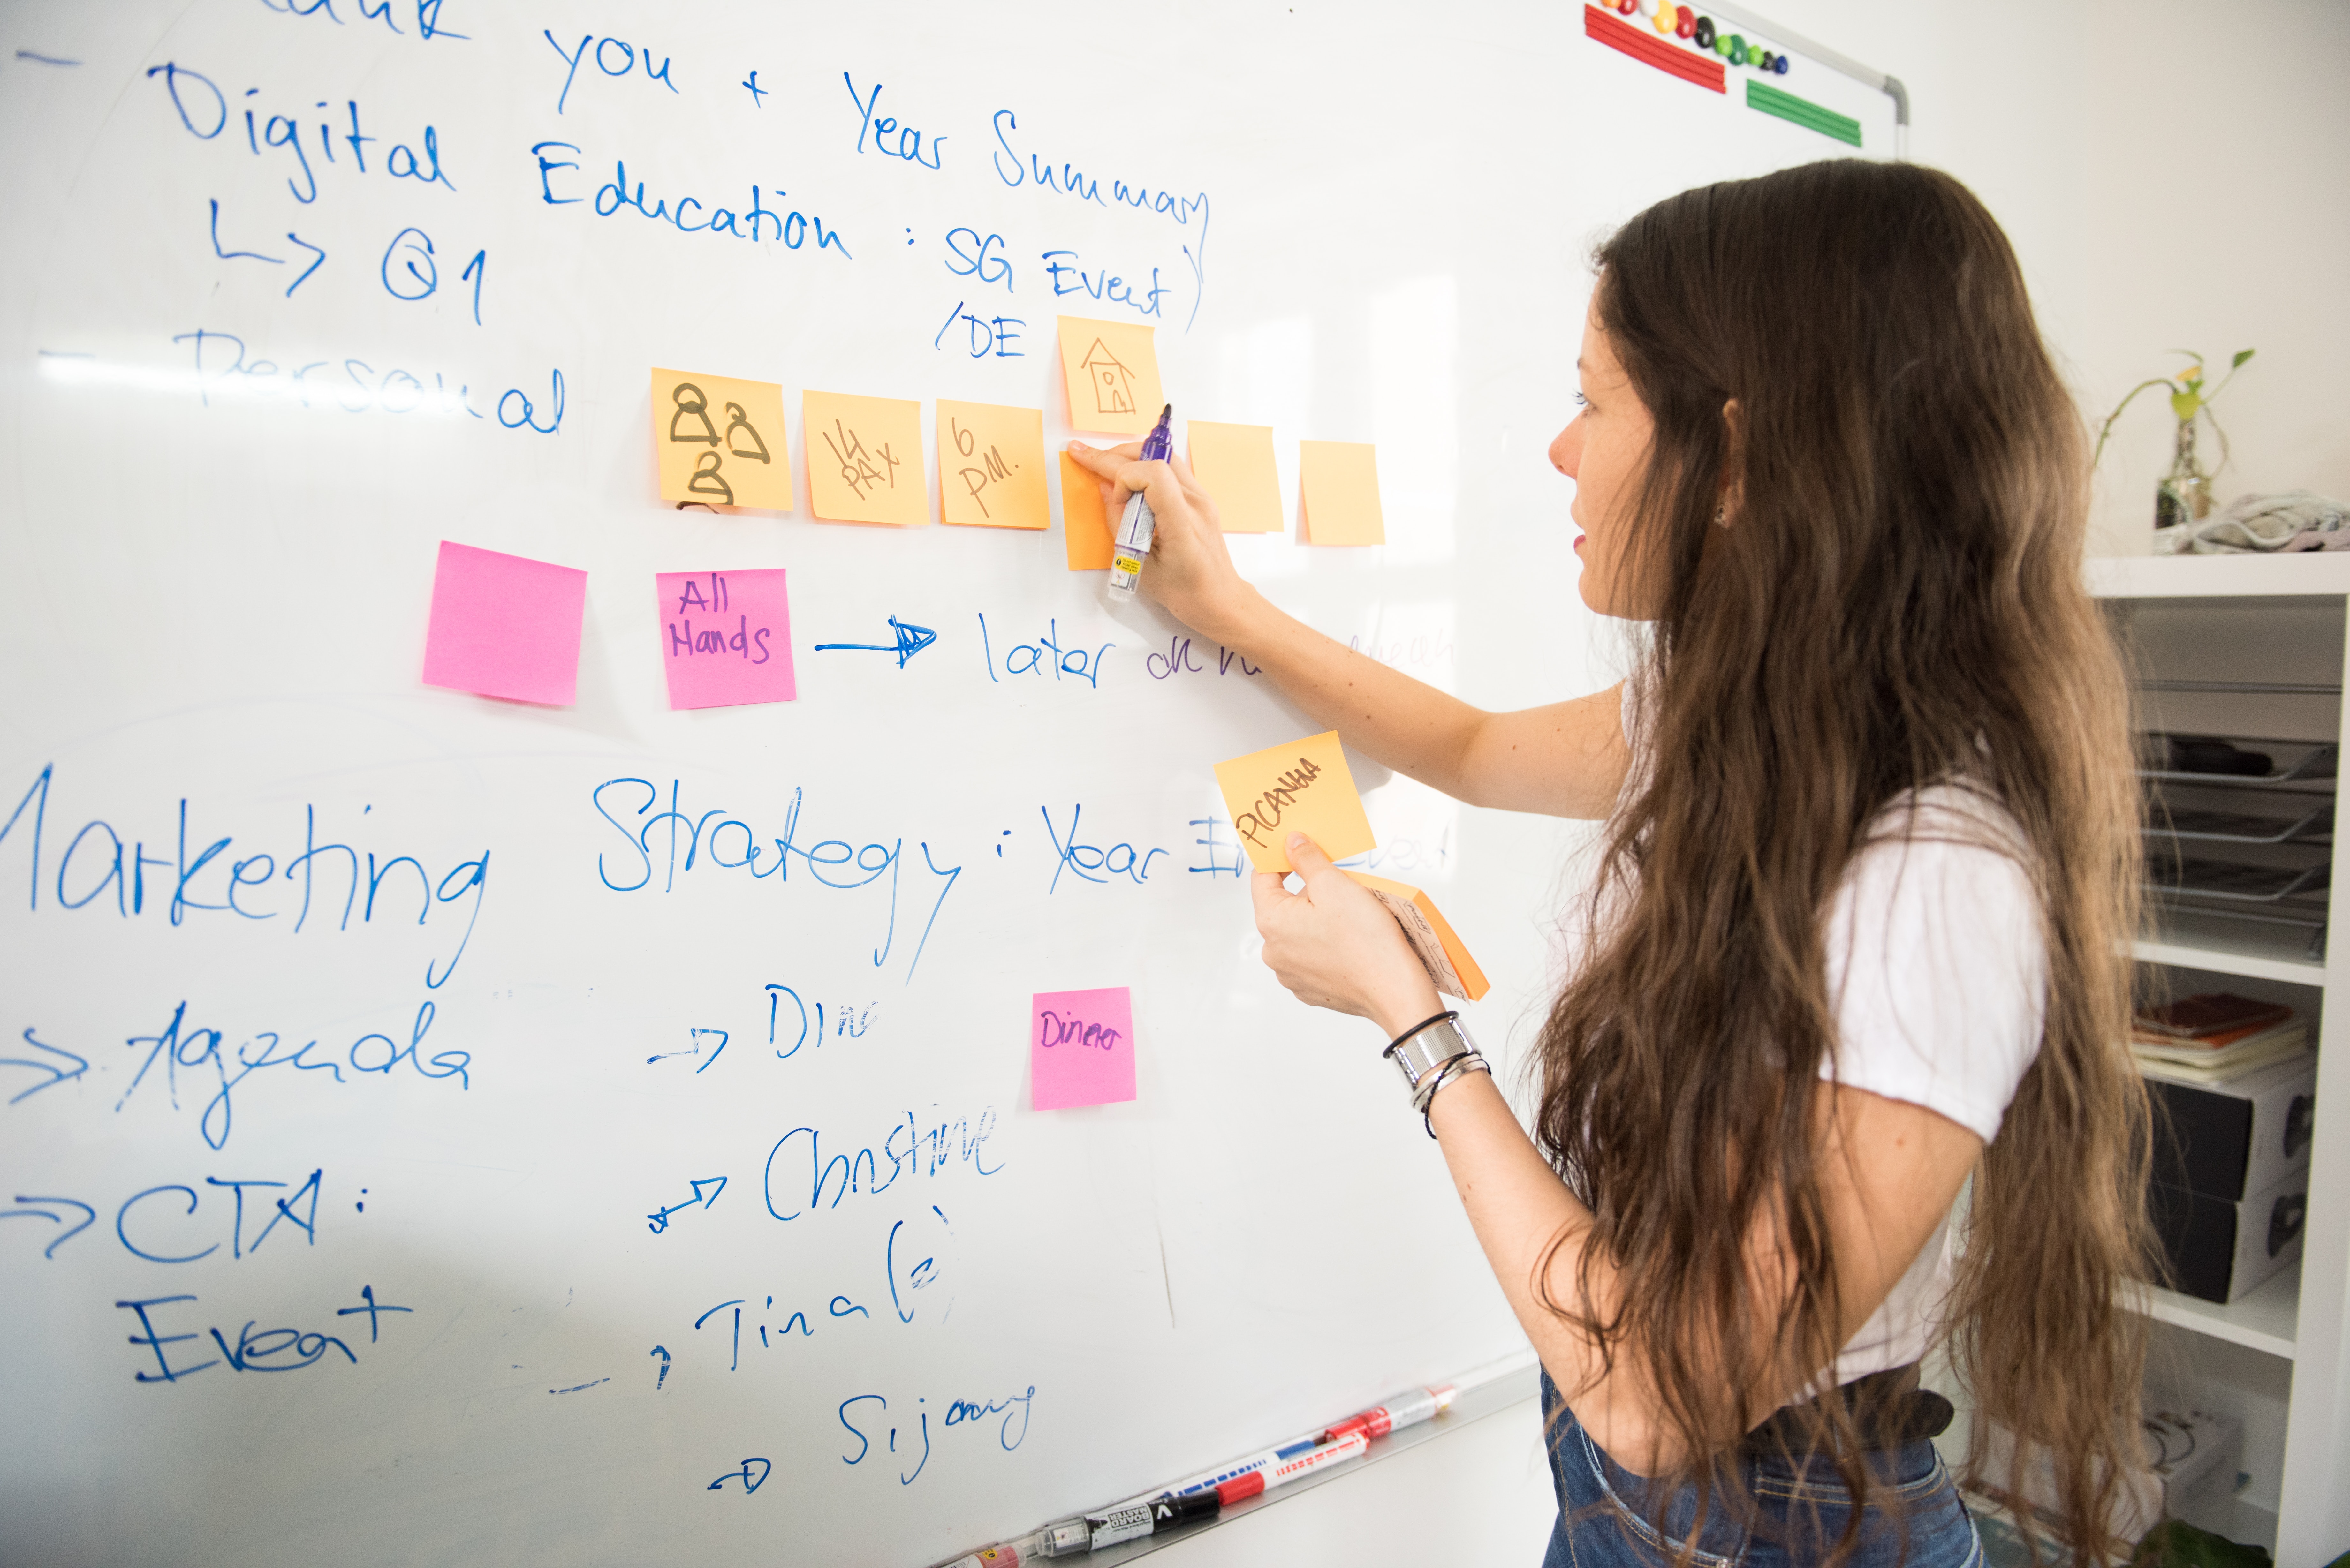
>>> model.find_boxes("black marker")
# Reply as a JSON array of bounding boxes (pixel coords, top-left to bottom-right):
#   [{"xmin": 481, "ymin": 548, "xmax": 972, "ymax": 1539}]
[{"xmin": 1035, "ymin": 1492, "xmax": 1220, "ymax": 1556}]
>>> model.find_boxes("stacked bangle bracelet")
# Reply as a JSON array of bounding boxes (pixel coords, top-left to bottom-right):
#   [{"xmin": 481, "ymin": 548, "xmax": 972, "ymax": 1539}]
[{"xmin": 1382, "ymin": 1011, "xmax": 1490, "ymax": 1138}]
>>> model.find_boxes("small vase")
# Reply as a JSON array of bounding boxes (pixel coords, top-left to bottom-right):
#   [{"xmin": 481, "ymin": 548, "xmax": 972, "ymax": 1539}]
[{"xmin": 2155, "ymin": 418, "xmax": 2216, "ymax": 530}]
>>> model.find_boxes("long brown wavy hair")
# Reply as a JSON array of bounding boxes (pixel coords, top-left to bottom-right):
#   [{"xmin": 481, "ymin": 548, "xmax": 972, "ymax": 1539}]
[{"xmin": 1539, "ymin": 159, "xmax": 2152, "ymax": 1563}]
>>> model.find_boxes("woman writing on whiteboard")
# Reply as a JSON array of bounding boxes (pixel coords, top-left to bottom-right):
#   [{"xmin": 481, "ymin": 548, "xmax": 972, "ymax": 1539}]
[{"xmin": 1068, "ymin": 159, "xmax": 2147, "ymax": 1568}]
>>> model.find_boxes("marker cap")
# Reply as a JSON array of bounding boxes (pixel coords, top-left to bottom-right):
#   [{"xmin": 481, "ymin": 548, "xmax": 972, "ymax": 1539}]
[{"xmin": 1034, "ymin": 1519, "xmax": 1091, "ymax": 1559}]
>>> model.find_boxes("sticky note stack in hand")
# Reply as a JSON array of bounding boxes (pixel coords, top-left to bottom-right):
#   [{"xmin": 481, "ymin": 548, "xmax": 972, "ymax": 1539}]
[{"xmin": 1212, "ymin": 732, "xmax": 1488, "ymax": 1002}]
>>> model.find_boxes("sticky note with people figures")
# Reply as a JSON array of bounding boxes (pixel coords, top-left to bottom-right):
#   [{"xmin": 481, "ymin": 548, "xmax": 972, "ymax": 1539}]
[
  {"xmin": 1211, "ymin": 730, "xmax": 1378, "ymax": 874},
  {"xmin": 804, "ymin": 390, "xmax": 929, "ymax": 526},
  {"xmin": 1056, "ymin": 315, "xmax": 1164, "ymax": 438},
  {"xmin": 650, "ymin": 369, "xmax": 792, "ymax": 511}
]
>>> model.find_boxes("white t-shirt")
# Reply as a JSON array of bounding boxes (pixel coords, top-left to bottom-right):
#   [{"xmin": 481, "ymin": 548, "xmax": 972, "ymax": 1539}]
[
  {"xmin": 1614, "ymin": 686, "xmax": 2048, "ymax": 1383},
  {"xmin": 1818, "ymin": 787, "xmax": 2047, "ymax": 1382}
]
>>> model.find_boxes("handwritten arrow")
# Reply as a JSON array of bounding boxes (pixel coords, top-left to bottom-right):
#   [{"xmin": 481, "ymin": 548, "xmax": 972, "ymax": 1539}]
[
  {"xmin": 646, "ymin": 1175, "xmax": 727, "ymax": 1235},
  {"xmin": 814, "ymin": 616, "xmax": 936, "ymax": 669},
  {"xmin": 285, "ymin": 233, "xmax": 326, "ymax": 296}
]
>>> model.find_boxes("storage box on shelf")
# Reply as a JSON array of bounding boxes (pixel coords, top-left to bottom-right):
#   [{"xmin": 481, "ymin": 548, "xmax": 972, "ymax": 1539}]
[{"xmin": 2088, "ymin": 553, "xmax": 2350, "ymax": 1565}]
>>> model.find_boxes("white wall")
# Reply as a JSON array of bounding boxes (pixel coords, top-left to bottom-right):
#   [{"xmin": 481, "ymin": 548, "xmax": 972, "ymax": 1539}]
[{"xmin": 1748, "ymin": 0, "xmax": 2350, "ymax": 557}]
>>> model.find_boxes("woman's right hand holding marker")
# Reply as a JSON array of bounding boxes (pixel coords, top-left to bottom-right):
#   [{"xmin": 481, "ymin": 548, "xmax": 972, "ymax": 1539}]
[{"xmin": 1065, "ymin": 439, "xmax": 1257, "ymax": 644}]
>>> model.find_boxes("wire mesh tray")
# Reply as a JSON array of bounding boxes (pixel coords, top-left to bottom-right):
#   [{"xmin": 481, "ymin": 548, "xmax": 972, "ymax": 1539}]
[
  {"xmin": 2144, "ymin": 855, "xmax": 2332, "ymax": 903},
  {"xmin": 2135, "ymin": 738, "xmax": 2338, "ymax": 790},
  {"xmin": 2145, "ymin": 803, "xmax": 2335, "ymax": 845}
]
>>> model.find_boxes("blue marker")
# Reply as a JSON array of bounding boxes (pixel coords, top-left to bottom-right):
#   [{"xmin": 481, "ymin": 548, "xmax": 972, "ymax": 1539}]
[{"xmin": 1106, "ymin": 403, "xmax": 1174, "ymax": 602}]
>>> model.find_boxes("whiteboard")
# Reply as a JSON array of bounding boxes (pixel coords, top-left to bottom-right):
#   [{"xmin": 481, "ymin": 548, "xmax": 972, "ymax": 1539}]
[{"xmin": 0, "ymin": 4, "xmax": 1895, "ymax": 1565}]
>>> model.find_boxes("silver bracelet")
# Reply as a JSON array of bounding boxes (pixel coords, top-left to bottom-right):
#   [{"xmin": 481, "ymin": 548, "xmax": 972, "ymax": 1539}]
[
  {"xmin": 1383, "ymin": 1013, "xmax": 1474, "ymax": 1098},
  {"xmin": 1414, "ymin": 1052, "xmax": 1490, "ymax": 1138}
]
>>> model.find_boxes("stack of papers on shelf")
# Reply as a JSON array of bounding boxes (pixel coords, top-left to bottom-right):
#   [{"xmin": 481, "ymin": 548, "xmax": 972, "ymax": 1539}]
[{"xmin": 2131, "ymin": 992, "xmax": 2309, "ymax": 1084}]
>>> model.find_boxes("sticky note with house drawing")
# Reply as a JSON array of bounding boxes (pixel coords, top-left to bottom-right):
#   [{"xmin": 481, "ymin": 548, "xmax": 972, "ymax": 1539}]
[
  {"xmin": 1187, "ymin": 420, "xmax": 1284, "ymax": 533},
  {"xmin": 1211, "ymin": 730, "xmax": 1377, "ymax": 874},
  {"xmin": 804, "ymin": 391, "xmax": 929, "ymax": 526},
  {"xmin": 1057, "ymin": 317, "xmax": 1165, "ymax": 438},
  {"xmin": 1299, "ymin": 440, "xmax": 1386, "ymax": 545},
  {"xmin": 938, "ymin": 401, "xmax": 1049, "ymax": 529},
  {"xmin": 651, "ymin": 369, "xmax": 793, "ymax": 511}
]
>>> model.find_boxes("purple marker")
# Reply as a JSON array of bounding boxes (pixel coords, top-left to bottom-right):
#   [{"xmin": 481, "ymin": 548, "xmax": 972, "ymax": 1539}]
[{"xmin": 1107, "ymin": 403, "xmax": 1174, "ymax": 601}]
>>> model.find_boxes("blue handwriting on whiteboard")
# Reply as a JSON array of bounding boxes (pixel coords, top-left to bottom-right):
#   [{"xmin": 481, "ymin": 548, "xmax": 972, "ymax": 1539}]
[
  {"xmin": 646, "ymin": 1176, "xmax": 726, "ymax": 1234},
  {"xmin": 1189, "ymin": 816, "xmax": 1248, "ymax": 878},
  {"xmin": 0, "ymin": 1028, "xmax": 88, "ymax": 1105},
  {"xmin": 766, "ymin": 984, "xmax": 880, "ymax": 1061},
  {"xmin": 588, "ymin": 780, "xmax": 960, "ymax": 981},
  {"xmin": 114, "ymin": 1286, "xmax": 407, "ymax": 1383},
  {"xmin": 1040, "ymin": 806, "xmax": 1167, "ymax": 893},
  {"xmin": 942, "ymin": 229, "xmax": 1012, "ymax": 291},
  {"xmin": 976, "ymin": 614, "xmax": 1113, "ymax": 688},
  {"xmin": 1042, "ymin": 249, "xmax": 1168, "ymax": 320},
  {"xmin": 165, "ymin": 328, "xmax": 556, "ymax": 431},
  {"xmin": 689, "ymin": 1204, "xmax": 952, "ymax": 1377},
  {"xmin": 812, "ymin": 617, "xmax": 936, "ymax": 668},
  {"xmin": 534, "ymin": 142, "xmax": 851, "ymax": 257},
  {"xmin": 0, "ymin": 768, "xmax": 491, "ymax": 989},
  {"xmin": 837, "ymin": 1383, "xmax": 1035, "ymax": 1485},
  {"xmin": 206, "ymin": 198, "xmax": 328, "ymax": 297},
  {"xmin": 844, "ymin": 74, "xmax": 944, "ymax": 170},
  {"xmin": 990, "ymin": 108, "xmax": 1210, "ymax": 328},
  {"xmin": 763, "ymin": 1108, "xmax": 1000, "ymax": 1223},
  {"xmin": 146, "ymin": 63, "xmax": 454, "ymax": 204},
  {"xmin": 545, "ymin": 31, "xmax": 677, "ymax": 114},
  {"xmin": 3, "ymin": 1170, "xmax": 320, "ymax": 1263},
  {"xmin": 114, "ymin": 998, "xmax": 468, "ymax": 1150},
  {"xmin": 932, "ymin": 300, "xmax": 1025, "ymax": 358},
  {"xmin": 259, "ymin": 0, "xmax": 467, "ymax": 44}
]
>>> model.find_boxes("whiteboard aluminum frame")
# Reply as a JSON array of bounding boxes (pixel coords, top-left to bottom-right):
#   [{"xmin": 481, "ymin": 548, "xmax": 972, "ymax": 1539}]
[{"xmin": 1700, "ymin": 1, "xmax": 1911, "ymax": 160}]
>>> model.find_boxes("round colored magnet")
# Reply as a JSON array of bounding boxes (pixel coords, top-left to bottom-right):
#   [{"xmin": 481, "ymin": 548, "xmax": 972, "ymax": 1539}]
[
  {"xmin": 1693, "ymin": 15, "xmax": 1714, "ymax": 47},
  {"xmin": 1654, "ymin": 2, "xmax": 1677, "ymax": 31},
  {"xmin": 1676, "ymin": 10, "xmax": 1697, "ymax": 39},
  {"xmin": 1728, "ymin": 34, "xmax": 1746, "ymax": 62},
  {"xmin": 1636, "ymin": 0, "xmax": 1658, "ymax": 15},
  {"xmin": 1773, "ymin": 53, "xmax": 1789, "ymax": 73}
]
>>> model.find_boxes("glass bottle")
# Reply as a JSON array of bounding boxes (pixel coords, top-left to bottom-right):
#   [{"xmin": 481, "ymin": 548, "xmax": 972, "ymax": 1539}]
[{"xmin": 2155, "ymin": 417, "xmax": 2215, "ymax": 530}]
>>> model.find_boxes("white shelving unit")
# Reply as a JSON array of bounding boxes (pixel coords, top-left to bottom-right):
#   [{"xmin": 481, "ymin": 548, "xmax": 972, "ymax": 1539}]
[{"xmin": 2090, "ymin": 554, "xmax": 2350, "ymax": 1566}]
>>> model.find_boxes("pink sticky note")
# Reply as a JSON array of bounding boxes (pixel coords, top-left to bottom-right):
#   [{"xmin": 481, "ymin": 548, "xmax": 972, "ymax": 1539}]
[
  {"xmin": 1031, "ymin": 987, "xmax": 1136, "ymax": 1111},
  {"xmin": 654, "ymin": 569, "xmax": 797, "ymax": 709},
  {"xmin": 421, "ymin": 540, "xmax": 588, "ymax": 706}
]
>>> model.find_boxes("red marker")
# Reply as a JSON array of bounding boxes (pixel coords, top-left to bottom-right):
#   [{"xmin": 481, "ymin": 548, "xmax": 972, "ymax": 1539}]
[
  {"xmin": 1322, "ymin": 1383, "xmax": 1457, "ymax": 1443},
  {"xmin": 1213, "ymin": 1430, "xmax": 1371, "ymax": 1504}
]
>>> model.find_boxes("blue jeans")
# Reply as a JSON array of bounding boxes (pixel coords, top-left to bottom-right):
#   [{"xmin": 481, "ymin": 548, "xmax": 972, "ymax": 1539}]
[{"xmin": 1540, "ymin": 1373, "xmax": 1983, "ymax": 1568}]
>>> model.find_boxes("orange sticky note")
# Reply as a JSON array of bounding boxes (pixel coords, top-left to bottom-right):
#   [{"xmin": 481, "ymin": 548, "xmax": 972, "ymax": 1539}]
[
  {"xmin": 1188, "ymin": 420, "xmax": 1283, "ymax": 533},
  {"xmin": 804, "ymin": 391, "xmax": 928, "ymax": 526},
  {"xmin": 1345, "ymin": 871, "xmax": 1490, "ymax": 1002},
  {"xmin": 1058, "ymin": 316, "xmax": 1164, "ymax": 437},
  {"xmin": 1300, "ymin": 441, "xmax": 1385, "ymax": 545},
  {"xmin": 1212, "ymin": 730, "xmax": 1377, "ymax": 873},
  {"xmin": 939, "ymin": 401, "xmax": 1048, "ymax": 529},
  {"xmin": 650, "ymin": 368, "xmax": 792, "ymax": 511},
  {"xmin": 1060, "ymin": 452, "xmax": 1114, "ymax": 569}
]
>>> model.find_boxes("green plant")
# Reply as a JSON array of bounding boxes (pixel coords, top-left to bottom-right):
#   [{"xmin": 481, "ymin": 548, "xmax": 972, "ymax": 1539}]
[
  {"xmin": 2093, "ymin": 348, "xmax": 2256, "ymax": 472},
  {"xmin": 2127, "ymin": 1518, "xmax": 2270, "ymax": 1568}
]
